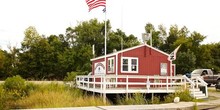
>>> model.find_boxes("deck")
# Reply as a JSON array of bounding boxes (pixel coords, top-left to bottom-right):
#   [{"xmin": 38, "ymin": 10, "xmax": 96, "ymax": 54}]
[{"xmin": 76, "ymin": 75, "xmax": 208, "ymax": 99}]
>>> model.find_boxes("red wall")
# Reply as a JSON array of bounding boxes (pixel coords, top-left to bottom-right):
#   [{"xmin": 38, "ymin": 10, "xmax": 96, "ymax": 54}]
[
  {"xmin": 92, "ymin": 45, "xmax": 171, "ymax": 76},
  {"xmin": 117, "ymin": 46, "xmax": 171, "ymax": 76},
  {"xmin": 92, "ymin": 55, "xmax": 116, "ymax": 75}
]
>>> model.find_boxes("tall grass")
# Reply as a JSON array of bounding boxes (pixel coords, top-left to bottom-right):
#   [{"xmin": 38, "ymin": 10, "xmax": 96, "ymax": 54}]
[
  {"xmin": 164, "ymin": 88, "xmax": 194, "ymax": 103},
  {"xmin": 16, "ymin": 83, "xmax": 110, "ymax": 108},
  {"xmin": 116, "ymin": 93, "xmax": 148, "ymax": 105}
]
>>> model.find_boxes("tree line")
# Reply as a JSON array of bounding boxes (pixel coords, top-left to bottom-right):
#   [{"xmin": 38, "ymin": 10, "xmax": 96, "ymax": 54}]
[{"xmin": 0, "ymin": 19, "xmax": 220, "ymax": 80}]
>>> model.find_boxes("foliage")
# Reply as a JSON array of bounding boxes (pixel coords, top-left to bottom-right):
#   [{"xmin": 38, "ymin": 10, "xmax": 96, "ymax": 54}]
[
  {"xmin": 0, "ymin": 19, "xmax": 220, "ymax": 79},
  {"xmin": 152, "ymin": 95, "xmax": 161, "ymax": 104},
  {"xmin": 175, "ymin": 49, "xmax": 196, "ymax": 74},
  {"xmin": 164, "ymin": 88, "xmax": 194, "ymax": 103},
  {"xmin": 116, "ymin": 93, "xmax": 148, "ymax": 105},
  {"xmin": 0, "ymin": 84, "xmax": 6, "ymax": 109},
  {"xmin": 63, "ymin": 72, "xmax": 78, "ymax": 82},
  {"xmin": 0, "ymin": 75, "xmax": 34, "ymax": 109},
  {"xmin": 16, "ymin": 83, "xmax": 109, "ymax": 108},
  {"xmin": 3, "ymin": 75, "xmax": 27, "ymax": 100}
]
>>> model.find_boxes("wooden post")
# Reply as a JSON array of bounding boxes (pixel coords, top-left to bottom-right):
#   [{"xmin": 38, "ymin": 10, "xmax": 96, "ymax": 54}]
[
  {"xmin": 103, "ymin": 93, "xmax": 106, "ymax": 104},
  {"xmin": 126, "ymin": 75, "xmax": 128, "ymax": 99},
  {"xmin": 93, "ymin": 76, "xmax": 95, "ymax": 97},
  {"xmin": 103, "ymin": 75, "xmax": 106, "ymax": 104},
  {"xmin": 151, "ymin": 93, "xmax": 154, "ymax": 104},
  {"xmin": 166, "ymin": 76, "xmax": 168, "ymax": 92},
  {"xmin": 147, "ymin": 76, "xmax": 150, "ymax": 93}
]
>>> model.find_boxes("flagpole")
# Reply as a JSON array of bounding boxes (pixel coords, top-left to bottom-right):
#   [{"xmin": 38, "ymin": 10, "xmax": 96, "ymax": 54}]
[{"xmin": 104, "ymin": 6, "xmax": 107, "ymax": 75}]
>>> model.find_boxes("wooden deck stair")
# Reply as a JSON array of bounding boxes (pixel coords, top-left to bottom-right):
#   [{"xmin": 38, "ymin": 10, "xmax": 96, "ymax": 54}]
[{"xmin": 189, "ymin": 88, "xmax": 206, "ymax": 99}]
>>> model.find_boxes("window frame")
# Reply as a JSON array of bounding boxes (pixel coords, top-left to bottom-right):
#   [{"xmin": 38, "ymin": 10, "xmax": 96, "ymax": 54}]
[
  {"xmin": 121, "ymin": 57, "xmax": 138, "ymax": 73},
  {"xmin": 160, "ymin": 63, "xmax": 167, "ymax": 76},
  {"xmin": 108, "ymin": 57, "xmax": 115, "ymax": 73}
]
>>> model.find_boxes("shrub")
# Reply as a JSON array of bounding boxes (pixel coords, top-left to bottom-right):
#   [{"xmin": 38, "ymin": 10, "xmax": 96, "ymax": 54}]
[
  {"xmin": 177, "ymin": 89, "xmax": 193, "ymax": 101},
  {"xmin": 3, "ymin": 75, "xmax": 26, "ymax": 100},
  {"xmin": 64, "ymin": 72, "xmax": 78, "ymax": 82},
  {"xmin": 116, "ymin": 93, "xmax": 148, "ymax": 105},
  {"xmin": 152, "ymin": 95, "xmax": 161, "ymax": 104},
  {"xmin": 164, "ymin": 93, "xmax": 175, "ymax": 103},
  {"xmin": 64, "ymin": 71, "xmax": 89, "ymax": 82},
  {"xmin": 164, "ymin": 89, "xmax": 194, "ymax": 103}
]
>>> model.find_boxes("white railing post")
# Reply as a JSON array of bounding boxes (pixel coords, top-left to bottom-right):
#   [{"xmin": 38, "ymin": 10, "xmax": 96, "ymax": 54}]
[
  {"xmin": 192, "ymin": 85, "xmax": 195, "ymax": 98},
  {"xmin": 101, "ymin": 76, "xmax": 103, "ymax": 90},
  {"xmin": 126, "ymin": 75, "xmax": 129, "ymax": 93},
  {"xmin": 116, "ymin": 75, "xmax": 118, "ymax": 87},
  {"xmin": 87, "ymin": 76, "xmax": 89, "ymax": 88},
  {"xmin": 103, "ymin": 75, "xmax": 106, "ymax": 91},
  {"xmin": 93, "ymin": 76, "xmax": 95, "ymax": 89},
  {"xmin": 82, "ymin": 77, "xmax": 85, "ymax": 88},
  {"xmin": 147, "ymin": 76, "xmax": 150, "ymax": 93},
  {"xmin": 196, "ymin": 76, "xmax": 208, "ymax": 98},
  {"xmin": 205, "ymin": 86, "xmax": 208, "ymax": 98},
  {"xmin": 166, "ymin": 76, "xmax": 168, "ymax": 92}
]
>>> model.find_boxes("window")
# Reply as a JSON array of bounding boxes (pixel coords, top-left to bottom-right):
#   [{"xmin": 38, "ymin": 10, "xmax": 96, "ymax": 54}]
[
  {"xmin": 108, "ymin": 57, "xmax": 114, "ymax": 73},
  {"xmin": 160, "ymin": 63, "xmax": 167, "ymax": 76},
  {"xmin": 121, "ymin": 57, "xmax": 138, "ymax": 73}
]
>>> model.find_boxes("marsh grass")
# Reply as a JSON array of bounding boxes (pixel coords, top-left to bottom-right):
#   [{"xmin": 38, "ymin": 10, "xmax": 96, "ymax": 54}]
[
  {"xmin": 116, "ymin": 93, "xmax": 148, "ymax": 105},
  {"xmin": 16, "ymin": 83, "xmax": 110, "ymax": 108},
  {"xmin": 0, "ymin": 82, "xmax": 109, "ymax": 109}
]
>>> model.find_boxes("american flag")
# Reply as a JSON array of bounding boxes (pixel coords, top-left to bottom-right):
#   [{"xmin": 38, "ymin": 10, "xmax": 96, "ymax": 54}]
[
  {"xmin": 85, "ymin": 0, "xmax": 106, "ymax": 12},
  {"xmin": 168, "ymin": 45, "xmax": 181, "ymax": 61}
]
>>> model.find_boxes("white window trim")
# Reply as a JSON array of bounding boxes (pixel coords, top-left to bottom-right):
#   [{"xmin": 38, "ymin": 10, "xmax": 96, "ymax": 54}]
[
  {"xmin": 160, "ymin": 63, "xmax": 167, "ymax": 76},
  {"xmin": 121, "ymin": 57, "xmax": 138, "ymax": 73},
  {"xmin": 108, "ymin": 57, "xmax": 115, "ymax": 73}
]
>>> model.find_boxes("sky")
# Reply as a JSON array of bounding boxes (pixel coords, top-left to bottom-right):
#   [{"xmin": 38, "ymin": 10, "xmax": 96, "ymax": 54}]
[{"xmin": 0, "ymin": 0, "xmax": 220, "ymax": 50}]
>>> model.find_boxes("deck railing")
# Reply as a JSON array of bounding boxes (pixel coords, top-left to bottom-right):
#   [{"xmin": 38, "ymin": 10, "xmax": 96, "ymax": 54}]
[{"xmin": 76, "ymin": 75, "xmax": 207, "ymax": 95}]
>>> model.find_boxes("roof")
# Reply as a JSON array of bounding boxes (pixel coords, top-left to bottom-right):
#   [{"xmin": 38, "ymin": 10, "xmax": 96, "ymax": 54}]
[{"xmin": 91, "ymin": 43, "xmax": 170, "ymax": 61}]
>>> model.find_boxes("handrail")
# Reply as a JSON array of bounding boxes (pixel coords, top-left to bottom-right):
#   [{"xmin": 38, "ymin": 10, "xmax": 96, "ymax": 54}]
[
  {"xmin": 182, "ymin": 75, "xmax": 196, "ymax": 98},
  {"xmin": 76, "ymin": 75, "xmax": 187, "ymax": 93},
  {"xmin": 76, "ymin": 75, "xmax": 208, "ymax": 99},
  {"xmin": 182, "ymin": 75, "xmax": 195, "ymax": 86},
  {"xmin": 196, "ymin": 76, "xmax": 208, "ymax": 98},
  {"xmin": 196, "ymin": 77, "xmax": 207, "ymax": 86}
]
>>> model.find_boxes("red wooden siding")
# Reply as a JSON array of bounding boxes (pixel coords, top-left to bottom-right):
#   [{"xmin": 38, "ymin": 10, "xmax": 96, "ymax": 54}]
[
  {"xmin": 92, "ymin": 45, "xmax": 171, "ymax": 77},
  {"xmin": 117, "ymin": 46, "xmax": 170, "ymax": 76}
]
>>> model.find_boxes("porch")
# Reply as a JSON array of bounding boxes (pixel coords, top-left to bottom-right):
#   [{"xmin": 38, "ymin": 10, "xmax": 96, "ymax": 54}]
[{"xmin": 76, "ymin": 75, "xmax": 208, "ymax": 101}]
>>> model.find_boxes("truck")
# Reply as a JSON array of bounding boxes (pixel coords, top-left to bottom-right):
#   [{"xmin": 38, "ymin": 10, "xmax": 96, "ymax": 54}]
[{"xmin": 190, "ymin": 69, "xmax": 220, "ymax": 87}]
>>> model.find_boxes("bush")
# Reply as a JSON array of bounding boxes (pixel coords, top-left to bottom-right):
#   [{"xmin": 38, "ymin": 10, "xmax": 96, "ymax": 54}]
[
  {"xmin": 164, "ymin": 89, "xmax": 194, "ymax": 103},
  {"xmin": 152, "ymin": 95, "xmax": 161, "ymax": 104},
  {"xmin": 3, "ymin": 75, "xmax": 26, "ymax": 100},
  {"xmin": 64, "ymin": 72, "xmax": 78, "ymax": 82},
  {"xmin": 64, "ymin": 71, "xmax": 88, "ymax": 82},
  {"xmin": 116, "ymin": 93, "xmax": 148, "ymax": 105}
]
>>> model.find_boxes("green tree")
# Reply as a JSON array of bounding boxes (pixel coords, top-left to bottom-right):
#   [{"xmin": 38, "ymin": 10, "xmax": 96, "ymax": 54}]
[
  {"xmin": 210, "ymin": 43, "xmax": 220, "ymax": 72},
  {"xmin": 175, "ymin": 49, "xmax": 196, "ymax": 74},
  {"xmin": 0, "ymin": 50, "xmax": 5, "ymax": 79},
  {"xmin": 68, "ymin": 19, "xmax": 111, "ymax": 56},
  {"xmin": 21, "ymin": 26, "xmax": 41, "ymax": 50}
]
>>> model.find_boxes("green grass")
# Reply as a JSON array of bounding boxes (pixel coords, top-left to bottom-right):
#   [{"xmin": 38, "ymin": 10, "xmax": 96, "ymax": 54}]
[
  {"xmin": 0, "ymin": 83, "xmax": 110, "ymax": 109},
  {"xmin": 116, "ymin": 93, "xmax": 148, "ymax": 105}
]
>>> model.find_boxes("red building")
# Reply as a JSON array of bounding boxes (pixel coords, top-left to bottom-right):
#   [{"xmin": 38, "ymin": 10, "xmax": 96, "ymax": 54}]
[{"xmin": 91, "ymin": 44, "xmax": 176, "ymax": 77}]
